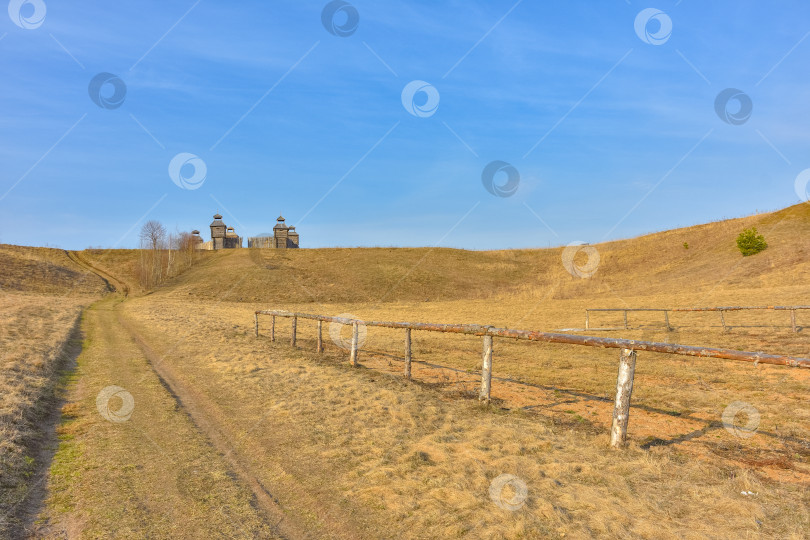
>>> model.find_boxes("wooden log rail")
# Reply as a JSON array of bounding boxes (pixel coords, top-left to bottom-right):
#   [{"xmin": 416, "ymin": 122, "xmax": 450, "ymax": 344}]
[
  {"xmin": 255, "ymin": 310, "xmax": 810, "ymax": 449},
  {"xmin": 585, "ymin": 306, "xmax": 810, "ymax": 332}
]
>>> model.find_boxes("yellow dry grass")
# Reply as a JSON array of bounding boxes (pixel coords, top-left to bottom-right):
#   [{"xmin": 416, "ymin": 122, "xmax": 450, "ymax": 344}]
[
  {"xmin": 0, "ymin": 292, "xmax": 87, "ymax": 537},
  {"xmin": 120, "ymin": 294, "xmax": 809, "ymax": 538},
  {"xmin": 0, "ymin": 245, "xmax": 108, "ymax": 297},
  {"xmin": 154, "ymin": 204, "xmax": 810, "ymax": 306}
]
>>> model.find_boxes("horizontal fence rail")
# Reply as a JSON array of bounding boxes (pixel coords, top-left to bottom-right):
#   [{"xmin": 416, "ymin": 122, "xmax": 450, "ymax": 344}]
[
  {"xmin": 255, "ymin": 310, "xmax": 810, "ymax": 448},
  {"xmin": 585, "ymin": 306, "xmax": 810, "ymax": 332}
]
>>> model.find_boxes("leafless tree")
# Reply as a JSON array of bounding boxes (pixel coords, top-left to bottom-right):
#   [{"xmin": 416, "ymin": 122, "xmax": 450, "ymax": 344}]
[
  {"xmin": 140, "ymin": 220, "xmax": 167, "ymax": 251},
  {"xmin": 137, "ymin": 221, "xmax": 199, "ymax": 289}
]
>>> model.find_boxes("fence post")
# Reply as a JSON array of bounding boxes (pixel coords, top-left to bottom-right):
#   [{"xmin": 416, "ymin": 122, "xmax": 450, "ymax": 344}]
[
  {"xmin": 791, "ymin": 310, "xmax": 797, "ymax": 333},
  {"xmin": 254, "ymin": 313, "xmax": 259, "ymax": 337},
  {"xmin": 404, "ymin": 328, "xmax": 412, "ymax": 380},
  {"xmin": 664, "ymin": 311, "xmax": 671, "ymax": 331},
  {"xmin": 585, "ymin": 311, "xmax": 590, "ymax": 330},
  {"xmin": 623, "ymin": 310, "xmax": 628, "ymax": 330},
  {"xmin": 479, "ymin": 334, "xmax": 494, "ymax": 403},
  {"xmin": 291, "ymin": 316, "xmax": 297, "ymax": 347},
  {"xmin": 317, "ymin": 320, "xmax": 323, "ymax": 353},
  {"xmin": 271, "ymin": 316, "xmax": 275, "ymax": 342},
  {"xmin": 349, "ymin": 322, "xmax": 359, "ymax": 367},
  {"xmin": 610, "ymin": 348, "xmax": 637, "ymax": 448},
  {"xmin": 720, "ymin": 310, "xmax": 727, "ymax": 331}
]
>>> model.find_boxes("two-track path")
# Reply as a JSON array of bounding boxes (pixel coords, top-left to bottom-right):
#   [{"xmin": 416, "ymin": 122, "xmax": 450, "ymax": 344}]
[{"xmin": 35, "ymin": 255, "xmax": 317, "ymax": 537}]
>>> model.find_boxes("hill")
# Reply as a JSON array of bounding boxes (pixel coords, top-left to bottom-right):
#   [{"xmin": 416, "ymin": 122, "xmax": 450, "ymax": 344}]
[
  {"xmin": 0, "ymin": 245, "xmax": 109, "ymax": 297},
  {"xmin": 3, "ymin": 203, "xmax": 808, "ymax": 305},
  {"xmin": 143, "ymin": 203, "xmax": 810, "ymax": 305}
]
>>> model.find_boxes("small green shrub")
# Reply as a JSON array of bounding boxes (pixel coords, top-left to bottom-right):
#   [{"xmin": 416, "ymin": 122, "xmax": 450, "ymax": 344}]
[
  {"xmin": 683, "ymin": 242, "xmax": 689, "ymax": 250},
  {"xmin": 736, "ymin": 227, "xmax": 767, "ymax": 256}
]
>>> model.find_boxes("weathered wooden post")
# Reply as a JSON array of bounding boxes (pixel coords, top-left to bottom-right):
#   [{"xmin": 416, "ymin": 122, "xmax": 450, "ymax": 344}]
[
  {"xmin": 317, "ymin": 320, "xmax": 323, "ymax": 353},
  {"xmin": 404, "ymin": 328, "xmax": 412, "ymax": 380},
  {"xmin": 791, "ymin": 310, "xmax": 797, "ymax": 333},
  {"xmin": 349, "ymin": 322, "xmax": 359, "ymax": 367},
  {"xmin": 623, "ymin": 310, "xmax": 629, "ymax": 330},
  {"xmin": 720, "ymin": 310, "xmax": 727, "ymax": 331},
  {"xmin": 479, "ymin": 334, "xmax": 494, "ymax": 403},
  {"xmin": 271, "ymin": 315, "xmax": 275, "ymax": 342},
  {"xmin": 664, "ymin": 311, "xmax": 671, "ymax": 331},
  {"xmin": 254, "ymin": 313, "xmax": 259, "ymax": 337},
  {"xmin": 610, "ymin": 348, "xmax": 637, "ymax": 448},
  {"xmin": 585, "ymin": 310, "xmax": 590, "ymax": 330},
  {"xmin": 291, "ymin": 316, "xmax": 297, "ymax": 347}
]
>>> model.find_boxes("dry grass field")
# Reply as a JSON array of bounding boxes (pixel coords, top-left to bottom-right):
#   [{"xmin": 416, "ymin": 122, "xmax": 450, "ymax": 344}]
[
  {"xmin": 0, "ymin": 294, "xmax": 88, "ymax": 537},
  {"xmin": 0, "ymin": 245, "xmax": 112, "ymax": 537},
  {"xmin": 2, "ymin": 204, "xmax": 809, "ymax": 538},
  {"xmin": 116, "ymin": 293, "xmax": 809, "ymax": 538}
]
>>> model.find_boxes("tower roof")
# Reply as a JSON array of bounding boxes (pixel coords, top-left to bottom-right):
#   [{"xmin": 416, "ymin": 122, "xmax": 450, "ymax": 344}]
[{"xmin": 277, "ymin": 215, "xmax": 285, "ymax": 222}]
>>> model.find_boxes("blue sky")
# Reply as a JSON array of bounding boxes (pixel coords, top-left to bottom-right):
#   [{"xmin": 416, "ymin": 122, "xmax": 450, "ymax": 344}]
[{"xmin": 1, "ymin": 0, "xmax": 809, "ymax": 250}]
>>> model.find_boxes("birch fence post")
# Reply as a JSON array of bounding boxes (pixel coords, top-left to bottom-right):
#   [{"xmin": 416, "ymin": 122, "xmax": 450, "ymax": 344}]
[
  {"xmin": 271, "ymin": 315, "xmax": 275, "ymax": 342},
  {"xmin": 791, "ymin": 310, "xmax": 797, "ymax": 333},
  {"xmin": 291, "ymin": 316, "xmax": 297, "ymax": 347},
  {"xmin": 610, "ymin": 348, "xmax": 637, "ymax": 448},
  {"xmin": 479, "ymin": 334, "xmax": 494, "ymax": 403},
  {"xmin": 317, "ymin": 320, "xmax": 323, "ymax": 353},
  {"xmin": 349, "ymin": 322, "xmax": 359, "ymax": 367},
  {"xmin": 664, "ymin": 311, "xmax": 671, "ymax": 331},
  {"xmin": 720, "ymin": 310, "xmax": 727, "ymax": 331},
  {"xmin": 623, "ymin": 310, "xmax": 629, "ymax": 330},
  {"xmin": 585, "ymin": 311, "xmax": 590, "ymax": 330},
  {"xmin": 404, "ymin": 328, "xmax": 412, "ymax": 380},
  {"xmin": 254, "ymin": 313, "xmax": 259, "ymax": 337}
]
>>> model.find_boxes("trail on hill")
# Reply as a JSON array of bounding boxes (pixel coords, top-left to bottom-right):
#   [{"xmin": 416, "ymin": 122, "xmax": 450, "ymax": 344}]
[{"xmin": 64, "ymin": 250, "xmax": 129, "ymax": 296}]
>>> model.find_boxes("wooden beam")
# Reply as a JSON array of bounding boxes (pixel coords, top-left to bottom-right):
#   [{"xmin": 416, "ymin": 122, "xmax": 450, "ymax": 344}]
[
  {"xmin": 479, "ymin": 335, "xmax": 493, "ymax": 403},
  {"xmin": 610, "ymin": 349, "xmax": 637, "ymax": 448},
  {"xmin": 349, "ymin": 322, "xmax": 359, "ymax": 367},
  {"xmin": 404, "ymin": 328, "xmax": 412, "ymax": 380}
]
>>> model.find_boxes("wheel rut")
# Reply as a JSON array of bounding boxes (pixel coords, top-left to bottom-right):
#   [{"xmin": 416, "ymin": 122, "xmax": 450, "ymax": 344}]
[
  {"xmin": 114, "ymin": 307, "xmax": 310, "ymax": 540},
  {"xmin": 64, "ymin": 250, "xmax": 130, "ymax": 296}
]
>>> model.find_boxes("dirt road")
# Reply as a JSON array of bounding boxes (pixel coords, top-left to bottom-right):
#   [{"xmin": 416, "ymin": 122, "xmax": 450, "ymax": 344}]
[
  {"xmin": 63, "ymin": 251, "xmax": 129, "ymax": 296},
  {"xmin": 36, "ymin": 296, "xmax": 283, "ymax": 538}
]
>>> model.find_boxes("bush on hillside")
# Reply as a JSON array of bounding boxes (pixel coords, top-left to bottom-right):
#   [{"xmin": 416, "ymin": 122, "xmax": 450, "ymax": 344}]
[{"xmin": 736, "ymin": 227, "xmax": 767, "ymax": 256}]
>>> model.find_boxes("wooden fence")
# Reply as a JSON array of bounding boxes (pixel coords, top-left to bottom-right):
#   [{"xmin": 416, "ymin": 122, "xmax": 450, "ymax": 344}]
[
  {"xmin": 585, "ymin": 306, "xmax": 810, "ymax": 332},
  {"xmin": 255, "ymin": 310, "xmax": 810, "ymax": 449}
]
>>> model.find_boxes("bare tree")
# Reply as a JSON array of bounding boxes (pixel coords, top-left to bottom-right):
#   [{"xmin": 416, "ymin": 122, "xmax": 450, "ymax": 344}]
[
  {"xmin": 138, "ymin": 220, "xmax": 167, "ymax": 288},
  {"xmin": 137, "ymin": 221, "xmax": 199, "ymax": 289},
  {"xmin": 140, "ymin": 220, "xmax": 167, "ymax": 251}
]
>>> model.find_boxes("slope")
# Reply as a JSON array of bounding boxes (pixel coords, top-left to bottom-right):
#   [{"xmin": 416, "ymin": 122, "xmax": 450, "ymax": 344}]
[{"xmin": 151, "ymin": 203, "xmax": 810, "ymax": 306}]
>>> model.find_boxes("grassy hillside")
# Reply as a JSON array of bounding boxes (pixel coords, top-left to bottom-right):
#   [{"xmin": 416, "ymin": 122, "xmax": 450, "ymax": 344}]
[
  {"xmin": 0, "ymin": 246, "xmax": 108, "ymax": 297},
  {"xmin": 7, "ymin": 203, "xmax": 805, "ymax": 304},
  {"xmin": 150, "ymin": 203, "xmax": 810, "ymax": 305}
]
